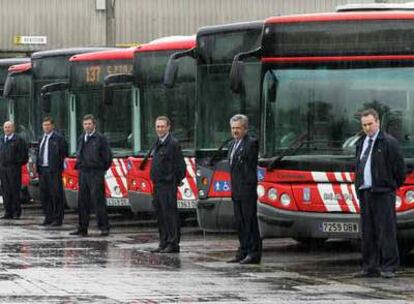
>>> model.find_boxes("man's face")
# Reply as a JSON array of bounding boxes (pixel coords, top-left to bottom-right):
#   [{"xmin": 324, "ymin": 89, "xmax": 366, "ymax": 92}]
[
  {"xmin": 361, "ymin": 114, "xmax": 380, "ymax": 137},
  {"xmin": 155, "ymin": 119, "xmax": 170, "ymax": 138},
  {"xmin": 42, "ymin": 121, "xmax": 54, "ymax": 134},
  {"xmin": 3, "ymin": 122, "xmax": 14, "ymax": 136},
  {"xmin": 83, "ymin": 119, "xmax": 95, "ymax": 134},
  {"xmin": 231, "ymin": 120, "xmax": 247, "ymax": 140}
]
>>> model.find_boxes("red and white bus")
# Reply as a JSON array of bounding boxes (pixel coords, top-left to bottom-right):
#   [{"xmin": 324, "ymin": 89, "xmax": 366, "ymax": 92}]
[
  {"xmin": 2, "ymin": 61, "xmax": 32, "ymax": 203},
  {"xmin": 231, "ymin": 11, "xmax": 414, "ymax": 248},
  {"xmin": 57, "ymin": 48, "xmax": 136, "ymax": 210},
  {"xmin": 105, "ymin": 36, "xmax": 197, "ymax": 215},
  {"xmin": 165, "ymin": 22, "xmax": 263, "ymax": 231}
]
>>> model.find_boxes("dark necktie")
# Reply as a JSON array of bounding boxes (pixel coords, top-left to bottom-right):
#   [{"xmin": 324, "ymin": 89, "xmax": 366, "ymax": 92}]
[
  {"xmin": 230, "ymin": 140, "xmax": 240, "ymax": 165},
  {"xmin": 358, "ymin": 138, "xmax": 373, "ymax": 182},
  {"xmin": 39, "ymin": 135, "xmax": 47, "ymax": 165}
]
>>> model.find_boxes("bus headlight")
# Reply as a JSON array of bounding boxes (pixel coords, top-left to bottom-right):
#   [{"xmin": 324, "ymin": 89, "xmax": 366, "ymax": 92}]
[
  {"xmin": 405, "ymin": 191, "xmax": 414, "ymax": 204},
  {"xmin": 257, "ymin": 185, "xmax": 265, "ymax": 198},
  {"xmin": 196, "ymin": 169, "xmax": 201, "ymax": 177},
  {"xmin": 280, "ymin": 193, "xmax": 291, "ymax": 206},
  {"xmin": 396, "ymin": 196, "xmax": 402, "ymax": 209},
  {"xmin": 198, "ymin": 189, "xmax": 205, "ymax": 197},
  {"xmin": 268, "ymin": 188, "xmax": 278, "ymax": 201}
]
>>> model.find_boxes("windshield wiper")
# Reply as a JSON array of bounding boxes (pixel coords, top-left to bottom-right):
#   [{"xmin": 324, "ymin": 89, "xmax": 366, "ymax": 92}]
[
  {"xmin": 208, "ymin": 138, "xmax": 233, "ymax": 166},
  {"xmin": 267, "ymin": 139, "xmax": 343, "ymax": 170}
]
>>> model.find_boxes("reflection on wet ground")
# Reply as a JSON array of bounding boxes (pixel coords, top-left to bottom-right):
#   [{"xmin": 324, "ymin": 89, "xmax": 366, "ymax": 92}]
[{"xmin": 0, "ymin": 209, "xmax": 412, "ymax": 303}]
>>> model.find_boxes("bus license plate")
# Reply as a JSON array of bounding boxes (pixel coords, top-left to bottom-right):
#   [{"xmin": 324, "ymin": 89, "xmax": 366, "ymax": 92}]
[
  {"xmin": 106, "ymin": 198, "xmax": 130, "ymax": 207},
  {"xmin": 321, "ymin": 222, "xmax": 359, "ymax": 233},
  {"xmin": 177, "ymin": 200, "xmax": 196, "ymax": 209}
]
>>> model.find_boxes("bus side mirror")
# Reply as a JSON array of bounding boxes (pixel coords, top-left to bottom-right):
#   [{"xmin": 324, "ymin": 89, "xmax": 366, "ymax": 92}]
[
  {"xmin": 41, "ymin": 93, "xmax": 51, "ymax": 113},
  {"xmin": 229, "ymin": 60, "xmax": 245, "ymax": 94},
  {"xmin": 3, "ymin": 76, "xmax": 15, "ymax": 97},
  {"xmin": 164, "ymin": 58, "xmax": 179, "ymax": 88},
  {"xmin": 103, "ymin": 86, "xmax": 114, "ymax": 106}
]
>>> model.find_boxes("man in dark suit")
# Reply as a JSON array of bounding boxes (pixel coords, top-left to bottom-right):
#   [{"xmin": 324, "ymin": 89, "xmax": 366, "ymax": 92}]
[
  {"xmin": 150, "ymin": 116, "xmax": 186, "ymax": 253},
  {"xmin": 227, "ymin": 114, "xmax": 262, "ymax": 264},
  {"xmin": 0, "ymin": 121, "xmax": 28, "ymax": 219},
  {"xmin": 37, "ymin": 116, "xmax": 68, "ymax": 226},
  {"xmin": 70, "ymin": 114, "xmax": 112, "ymax": 237},
  {"xmin": 354, "ymin": 108, "xmax": 406, "ymax": 279}
]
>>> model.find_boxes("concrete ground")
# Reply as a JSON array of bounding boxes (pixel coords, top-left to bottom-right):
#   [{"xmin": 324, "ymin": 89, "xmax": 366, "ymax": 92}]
[{"xmin": 0, "ymin": 204, "xmax": 413, "ymax": 303}]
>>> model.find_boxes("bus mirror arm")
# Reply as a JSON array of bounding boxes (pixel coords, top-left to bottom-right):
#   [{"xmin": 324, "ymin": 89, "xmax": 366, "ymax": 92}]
[
  {"xmin": 164, "ymin": 47, "xmax": 196, "ymax": 89},
  {"xmin": 208, "ymin": 137, "xmax": 233, "ymax": 166},
  {"xmin": 40, "ymin": 82, "xmax": 69, "ymax": 113},
  {"xmin": 230, "ymin": 47, "xmax": 262, "ymax": 94},
  {"xmin": 103, "ymin": 73, "xmax": 134, "ymax": 106},
  {"xmin": 3, "ymin": 74, "xmax": 16, "ymax": 97}
]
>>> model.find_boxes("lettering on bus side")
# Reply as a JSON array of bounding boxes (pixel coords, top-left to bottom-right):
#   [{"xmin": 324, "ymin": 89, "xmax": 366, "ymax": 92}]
[{"xmin": 85, "ymin": 64, "xmax": 133, "ymax": 84}]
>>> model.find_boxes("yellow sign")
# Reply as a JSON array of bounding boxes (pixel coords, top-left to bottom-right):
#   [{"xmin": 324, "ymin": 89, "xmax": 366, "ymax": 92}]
[{"xmin": 14, "ymin": 36, "xmax": 47, "ymax": 45}]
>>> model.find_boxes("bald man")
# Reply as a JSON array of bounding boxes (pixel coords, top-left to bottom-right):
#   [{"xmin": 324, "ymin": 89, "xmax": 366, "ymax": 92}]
[{"xmin": 0, "ymin": 121, "xmax": 28, "ymax": 219}]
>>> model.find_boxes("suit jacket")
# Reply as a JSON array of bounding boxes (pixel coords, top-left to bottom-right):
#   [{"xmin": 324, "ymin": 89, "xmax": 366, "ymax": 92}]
[
  {"xmin": 228, "ymin": 134, "xmax": 258, "ymax": 200},
  {"xmin": 150, "ymin": 134, "xmax": 186, "ymax": 186},
  {"xmin": 355, "ymin": 130, "xmax": 406, "ymax": 192},
  {"xmin": 75, "ymin": 131, "xmax": 113, "ymax": 172},
  {"xmin": 36, "ymin": 131, "xmax": 68, "ymax": 173},
  {"xmin": 0, "ymin": 134, "xmax": 28, "ymax": 169}
]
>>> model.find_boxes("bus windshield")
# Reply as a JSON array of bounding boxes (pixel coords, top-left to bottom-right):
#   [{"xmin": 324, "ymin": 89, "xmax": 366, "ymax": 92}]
[
  {"xmin": 74, "ymin": 88, "xmax": 132, "ymax": 156},
  {"xmin": 8, "ymin": 73, "xmax": 33, "ymax": 142},
  {"xmin": 263, "ymin": 66, "xmax": 414, "ymax": 159},
  {"xmin": 196, "ymin": 62, "xmax": 260, "ymax": 150},
  {"xmin": 136, "ymin": 51, "xmax": 195, "ymax": 154}
]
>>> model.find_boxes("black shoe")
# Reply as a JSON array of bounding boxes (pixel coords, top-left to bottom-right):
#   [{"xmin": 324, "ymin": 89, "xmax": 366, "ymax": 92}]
[
  {"xmin": 0, "ymin": 214, "xmax": 13, "ymax": 219},
  {"xmin": 381, "ymin": 271, "xmax": 395, "ymax": 279},
  {"xmin": 352, "ymin": 270, "xmax": 380, "ymax": 278},
  {"xmin": 40, "ymin": 220, "xmax": 53, "ymax": 226},
  {"xmin": 50, "ymin": 222, "xmax": 63, "ymax": 227},
  {"xmin": 100, "ymin": 230, "xmax": 110, "ymax": 237},
  {"xmin": 150, "ymin": 247, "xmax": 165, "ymax": 253},
  {"xmin": 239, "ymin": 255, "xmax": 261, "ymax": 265},
  {"xmin": 69, "ymin": 229, "xmax": 88, "ymax": 237},
  {"xmin": 227, "ymin": 256, "xmax": 244, "ymax": 263},
  {"xmin": 160, "ymin": 245, "xmax": 180, "ymax": 253}
]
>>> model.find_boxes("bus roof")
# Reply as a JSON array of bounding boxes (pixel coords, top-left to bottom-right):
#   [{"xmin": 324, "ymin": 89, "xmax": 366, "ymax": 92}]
[
  {"xmin": 31, "ymin": 47, "xmax": 113, "ymax": 60},
  {"xmin": 136, "ymin": 36, "xmax": 195, "ymax": 53},
  {"xmin": 337, "ymin": 2, "xmax": 414, "ymax": 12},
  {"xmin": 0, "ymin": 58, "xmax": 30, "ymax": 67},
  {"xmin": 8, "ymin": 62, "xmax": 31, "ymax": 73},
  {"xmin": 69, "ymin": 47, "xmax": 136, "ymax": 62},
  {"xmin": 265, "ymin": 11, "xmax": 414, "ymax": 24},
  {"xmin": 197, "ymin": 20, "xmax": 263, "ymax": 37}
]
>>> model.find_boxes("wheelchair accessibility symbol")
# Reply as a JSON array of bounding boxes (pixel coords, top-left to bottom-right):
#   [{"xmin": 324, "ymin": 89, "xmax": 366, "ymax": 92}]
[{"xmin": 214, "ymin": 181, "xmax": 231, "ymax": 192}]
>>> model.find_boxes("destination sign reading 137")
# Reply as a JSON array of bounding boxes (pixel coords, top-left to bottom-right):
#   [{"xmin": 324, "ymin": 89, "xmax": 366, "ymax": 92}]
[{"xmin": 82, "ymin": 63, "xmax": 133, "ymax": 84}]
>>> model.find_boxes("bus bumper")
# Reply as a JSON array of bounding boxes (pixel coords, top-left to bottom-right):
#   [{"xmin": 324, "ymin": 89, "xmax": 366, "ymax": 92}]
[
  {"xmin": 128, "ymin": 191, "xmax": 154, "ymax": 214},
  {"xmin": 196, "ymin": 198, "xmax": 236, "ymax": 232},
  {"xmin": 65, "ymin": 189, "xmax": 131, "ymax": 210},
  {"xmin": 258, "ymin": 202, "xmax": 414, "ymax": 240}
]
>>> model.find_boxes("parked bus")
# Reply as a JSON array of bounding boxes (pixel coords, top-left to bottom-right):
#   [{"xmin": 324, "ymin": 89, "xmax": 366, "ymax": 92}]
[
  {"xmin": 230, "ymin": 11, "xmax": 414, "ymax": 250},
  {"xmin": 29, "ymin": 48, "xmax": 111, "ymax": 198},
  {"xmin": 105, "ymin": 36, "xmax": 197, "ymax": 216},
  {"xmin": 0, "ymin": 58, "xmax": 30, "ymax": 125},
  {"xmin": 1, "ymin": 60, "xmax": 31, "ymax": 202},
  {"xmin": 59, "ymin": 48, "xmax": 135, "ymax": 209},
  {"xmin": 165, "ymin": 22, "xmax": 263, "ymax": 232}
]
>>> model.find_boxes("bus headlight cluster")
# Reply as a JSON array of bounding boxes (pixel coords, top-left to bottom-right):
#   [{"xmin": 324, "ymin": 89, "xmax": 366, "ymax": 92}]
[
  {"xmin": 268, "ymin": 188, "xmax": 278, "ymax": 201},
  {"xmin": 396, "ymin": 196, "xmax": 402, "ymax": 209},
  {"xmin": 280, "ymin": 193, "xmax": 291, "ymax": 206},
  {"xmin": 257, "ymin": 185, "xmax": 265, "ymax": 198},
  {"xmin": 405, "ymin": 191, "xmax": 414, "ymax": 204}
]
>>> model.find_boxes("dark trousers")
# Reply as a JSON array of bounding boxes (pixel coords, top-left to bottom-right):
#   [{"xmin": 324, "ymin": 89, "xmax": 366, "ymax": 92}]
[
  {"xmin": 0, "ymin": 166, "xmax": 22, "ymax": 218},
  {"xmin": 78, "ymin": 170, "xmax": 110, "ymax": 231},
  {"xmin": 39, "ymin": 167, "xmax": 65, "ymax": 224},
  {"xmin": 152, "ymin": 183, "xmax": 180, "ymax": 249},
  {"xmin": 232, "ymin": 193, "xmax": 262, "ymax": 260},
  {"xmin": 359, "ymin": 190, "xmax": 399, "ymax": 273}
]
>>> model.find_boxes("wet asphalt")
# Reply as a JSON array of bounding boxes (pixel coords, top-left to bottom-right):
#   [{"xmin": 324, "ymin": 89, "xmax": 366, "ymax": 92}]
[{"xmin": 0, "ymin": 202, "xmax": 413, "ymax": 303}]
